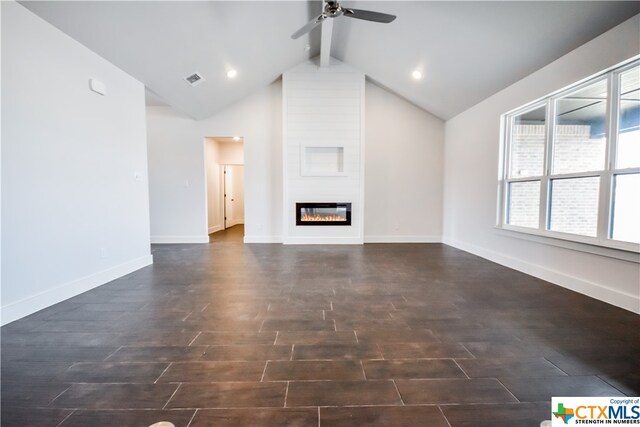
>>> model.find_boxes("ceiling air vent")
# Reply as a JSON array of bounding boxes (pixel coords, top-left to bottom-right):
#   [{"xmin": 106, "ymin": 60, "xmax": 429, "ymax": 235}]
[{"xmin": 184, "ymin": 72, "xmax": 205, "ymax": 87}]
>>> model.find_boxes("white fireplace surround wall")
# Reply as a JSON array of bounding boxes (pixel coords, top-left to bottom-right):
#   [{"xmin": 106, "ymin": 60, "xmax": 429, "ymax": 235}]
[{"xmin": 282, "ymin": 58, "xmax": 365, "ymax": 244}]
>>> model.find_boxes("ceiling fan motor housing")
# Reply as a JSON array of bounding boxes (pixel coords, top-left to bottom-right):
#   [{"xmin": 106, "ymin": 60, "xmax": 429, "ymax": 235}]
[{"xmin": 325, "ymin": 1, "xmax": 344, "ymax": 18}]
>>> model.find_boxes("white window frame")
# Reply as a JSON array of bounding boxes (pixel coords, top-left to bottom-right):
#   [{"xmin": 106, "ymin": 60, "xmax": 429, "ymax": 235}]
[{"xmin": 497, "ymin": 57, "xmax": 640, "ymax": 257}]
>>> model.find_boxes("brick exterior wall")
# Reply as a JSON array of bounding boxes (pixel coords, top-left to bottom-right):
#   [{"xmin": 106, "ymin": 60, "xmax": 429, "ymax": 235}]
[
  {"xmin": 549, "ymin": 176, "xmax": 600, "ymax": 236},
  {"xmin": 508, "ymin": 124, "xmax": 603, "ymax": 236}
]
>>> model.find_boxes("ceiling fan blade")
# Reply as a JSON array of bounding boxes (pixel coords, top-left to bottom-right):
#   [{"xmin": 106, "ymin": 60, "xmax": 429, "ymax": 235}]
[
  {"xmin": 291, "ymin": 14, "xmax": 327, "ymax": 39},
  {"xmin": 343, "ymin": 8, "xmax": 396, "ymax": 23}
]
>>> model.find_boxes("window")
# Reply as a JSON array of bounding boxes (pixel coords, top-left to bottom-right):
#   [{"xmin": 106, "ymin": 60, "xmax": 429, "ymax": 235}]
[{"xmin": 500, "ymin": 58, "xmax": 640, "ymax": 251}]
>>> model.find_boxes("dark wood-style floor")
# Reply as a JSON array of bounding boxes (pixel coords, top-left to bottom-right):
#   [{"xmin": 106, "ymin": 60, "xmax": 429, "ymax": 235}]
[
  {"xmin": 1, "ymin": 241, "xmax": 638, "ymax": 427},
  {"xmin": 209, "ymin": 224, "xmax": 244, "ymax": 243}
]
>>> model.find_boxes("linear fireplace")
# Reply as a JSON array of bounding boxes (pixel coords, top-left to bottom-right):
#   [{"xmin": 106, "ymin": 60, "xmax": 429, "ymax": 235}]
[{"xmin": 296, "ymin": 203, "xmax": 352, "ymax": 226}]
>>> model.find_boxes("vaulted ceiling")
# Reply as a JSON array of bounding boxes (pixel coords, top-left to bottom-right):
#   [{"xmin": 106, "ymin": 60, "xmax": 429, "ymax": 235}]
[{"xmin": 20, "ymin": 1, "xmax": 640, "ymax": 120}]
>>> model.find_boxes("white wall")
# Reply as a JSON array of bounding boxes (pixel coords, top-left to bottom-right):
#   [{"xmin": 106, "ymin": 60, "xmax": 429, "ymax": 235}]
[
  {"xmin": 146, "ymin": 107, "xmax": 208, "ymax": 243},
  {"xmin": 1, "ymin": 2, "xmax": 152, "ymax": 325},
  {"xmin": 443, "ymin": 15, "xmax": 640, "ymax": 313},
  {"xmin": 147, "ymin": 65, "xmax": 445, "ymax": 245},
  {"xmin": 365, "ymin": 81, "xmax": 444, "ymax": 242},
  {"xmin": 146, "ymin": 81, "xmax": 282, "ymax": 243}
]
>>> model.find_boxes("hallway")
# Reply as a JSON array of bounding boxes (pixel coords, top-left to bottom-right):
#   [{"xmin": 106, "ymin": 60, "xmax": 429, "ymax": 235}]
[
  {"xmin": 209, "ymin": 225, "xmax": 244, "ymax": 243},
  {"xmin": 1, "ymin": 242, "xmax": 638, "ymax": 426}
]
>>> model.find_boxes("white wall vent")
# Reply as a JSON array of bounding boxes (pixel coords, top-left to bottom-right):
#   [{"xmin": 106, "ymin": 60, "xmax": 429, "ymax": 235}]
[{"xmin": 184, "ymin": 72, "xmax": 205, "ymax": 86}]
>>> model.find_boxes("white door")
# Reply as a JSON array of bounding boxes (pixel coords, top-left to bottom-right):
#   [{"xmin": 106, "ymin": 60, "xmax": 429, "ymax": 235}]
[{"xmin": 224, "ymin": 165, "xmax": 244, "ymax": 228}]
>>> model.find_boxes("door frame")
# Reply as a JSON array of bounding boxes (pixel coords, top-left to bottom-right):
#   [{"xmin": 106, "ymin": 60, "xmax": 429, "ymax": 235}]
[{"xmin": 202, "ymin": 137, "xmax": 245, "ymax": 236}]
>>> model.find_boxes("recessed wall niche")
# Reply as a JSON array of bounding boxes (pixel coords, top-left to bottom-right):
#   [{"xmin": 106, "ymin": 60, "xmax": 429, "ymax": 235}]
[{"xmin": 301, "ymin": 145, "xmax": 345, "ymax": 176}]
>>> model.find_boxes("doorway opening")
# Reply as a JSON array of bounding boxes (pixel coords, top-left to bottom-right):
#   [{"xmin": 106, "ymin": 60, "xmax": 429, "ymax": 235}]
[{"xmin": 204, "ymin": 137, "xmax": 245, "ymax": 242}]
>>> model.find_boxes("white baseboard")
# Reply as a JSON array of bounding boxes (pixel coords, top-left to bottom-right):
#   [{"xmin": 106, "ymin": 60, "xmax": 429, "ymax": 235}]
[
  {"xmin": 150, "ymin": 235, "xmax": 210, "ymax": 244},
  {"xmin": 245, "ymin": 235, "xmax": 441, "ymax": 244},
  {"xmin": 364, "ymin": 235, "xmax": 441, "ymax": 243},
  {"xmin": 443, "ymin": 237, "xmax": 640, "ymax": 314},
  {"xmin": 226, "ymin": 219, "xmax": 244, "ymax": 227},
  {"xmin": 1, "ymin": 254, "xmax": 154, "ymax": 326},
  {"xmin": 244, "ymin": 235, "xmax": 283, "ymax": 243},
  {"xmin": 283, "ymin": 236, "xmax": 364, "ymax": 245},
  {"xmin": 208, "ymin": 225, "xmax": 223, "ymax": 234}
]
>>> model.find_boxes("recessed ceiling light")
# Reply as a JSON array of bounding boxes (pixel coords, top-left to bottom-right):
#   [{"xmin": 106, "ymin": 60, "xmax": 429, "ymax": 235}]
[
  {"xmin": 226, "ymin": 69, "xmax": 237, "ymax": 79},
  {"xmin": 412, "ymin": 70, "xmax": 423, "ymax": 80},
  {"xmin": 232, "ymin": 136, "xmax": 241, "ymax": 141}
]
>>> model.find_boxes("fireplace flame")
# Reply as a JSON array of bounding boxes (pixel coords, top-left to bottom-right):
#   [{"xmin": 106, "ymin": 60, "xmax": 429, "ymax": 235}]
[{"xmin": 301, "ymin": 214, "xmax": 345, "ymax": 222}]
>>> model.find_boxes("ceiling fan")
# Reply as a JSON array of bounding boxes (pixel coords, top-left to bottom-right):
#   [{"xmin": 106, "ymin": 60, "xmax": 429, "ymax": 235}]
[{"xmin": 291, "ymin": 1, "xmax": 396, "ymax": 39}]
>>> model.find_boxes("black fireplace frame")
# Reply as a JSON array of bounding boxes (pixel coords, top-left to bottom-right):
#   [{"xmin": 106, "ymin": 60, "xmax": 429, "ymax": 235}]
[{"xmin": 296, "ymin": 202, "xmax": 352, "ymax": 226}]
